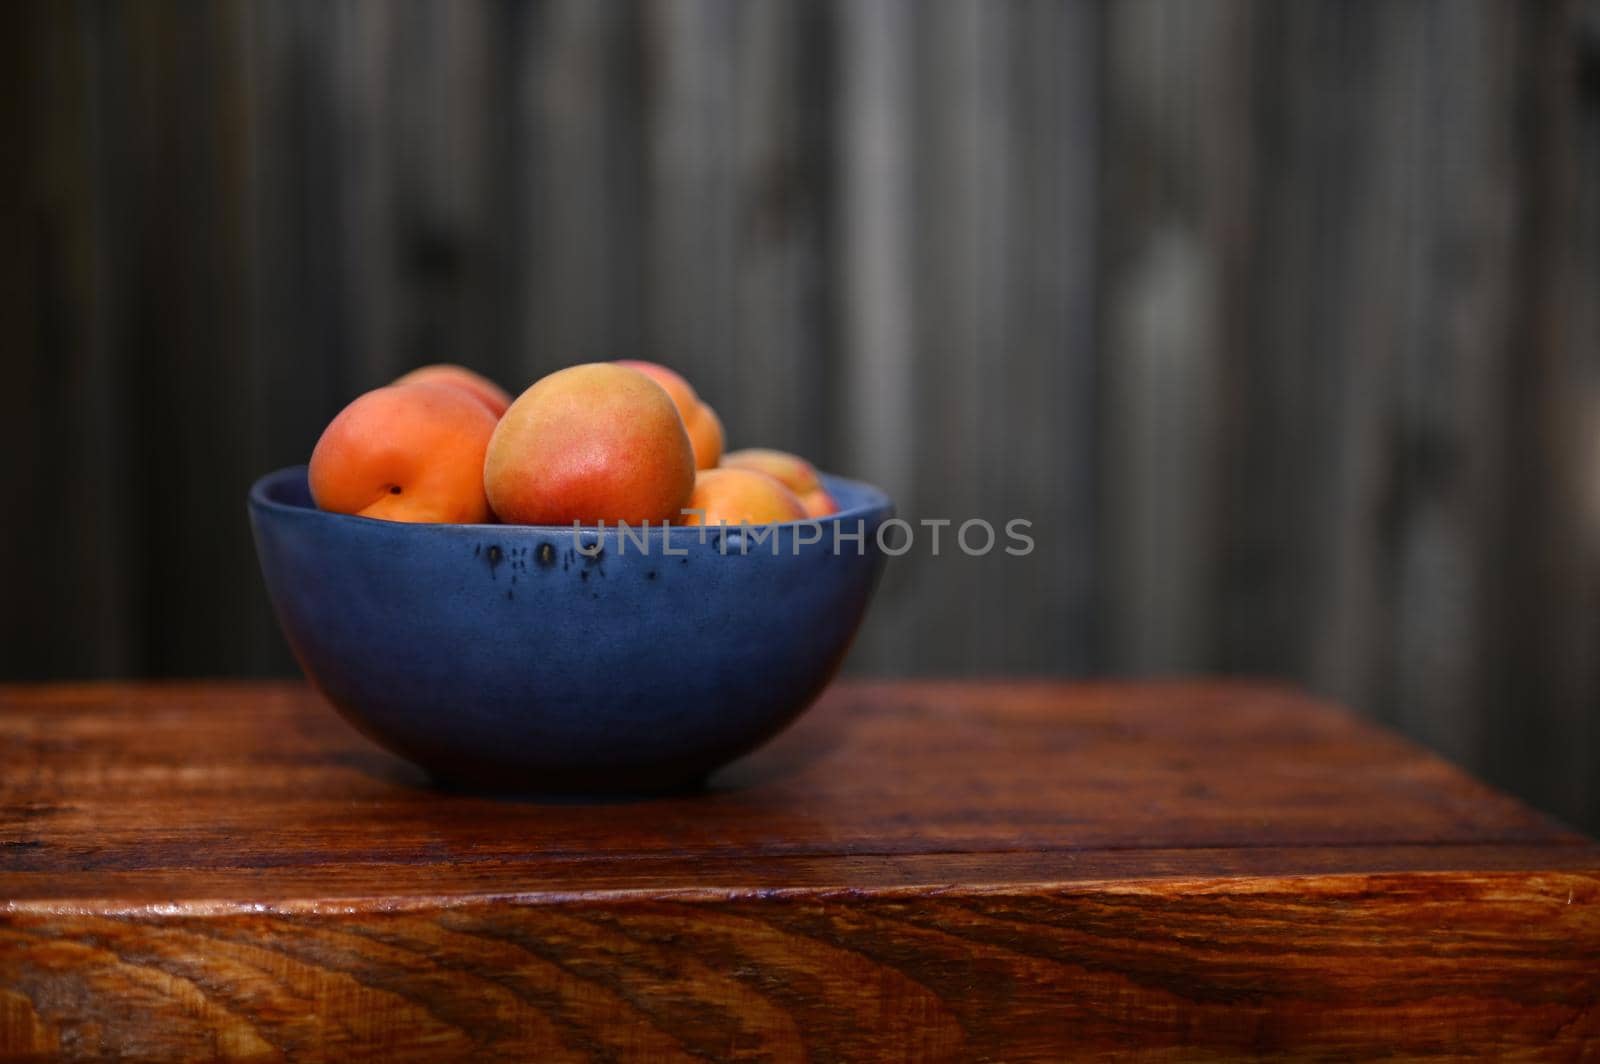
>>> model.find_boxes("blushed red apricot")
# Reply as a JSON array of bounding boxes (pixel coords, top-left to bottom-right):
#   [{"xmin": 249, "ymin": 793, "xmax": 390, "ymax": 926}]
[
  {"xmin": 721, "ymin": 448, "xmax": 838, "ymax": 517},
  {"xmin": 485, "ymin": 363, "xmax": 695, "ymax": 525},
  {"xmin": 615, "ymin": 360, "xmax": 725, "ymax": 469},
  {"xmin": 677, "ymin": 467, "xmax": 807, "ymax": 527},
  {"xmin": 394, "ymin": 364, "xmax": 512, "ymax": 418}
]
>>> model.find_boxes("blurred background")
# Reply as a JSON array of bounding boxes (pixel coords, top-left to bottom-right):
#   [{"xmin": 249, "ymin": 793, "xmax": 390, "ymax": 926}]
[{"xmin": 6, "ymin": 1, "xmax": 1599, "ymax": 831}]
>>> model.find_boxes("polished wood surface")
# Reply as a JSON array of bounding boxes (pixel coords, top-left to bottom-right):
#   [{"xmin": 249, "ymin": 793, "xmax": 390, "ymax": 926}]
[{"xmin": 3, "ymin": 680, "xmax": 1597, "ymax": 1060}]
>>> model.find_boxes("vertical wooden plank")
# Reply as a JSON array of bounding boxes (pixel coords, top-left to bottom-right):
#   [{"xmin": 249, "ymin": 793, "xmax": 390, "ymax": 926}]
[
  {"xmin": 1208, "ymin": 0, "xmax": 1583, "ymax": 811},
  {"xmin": 1100, "ymin": 0, "xmax": 1252, "ymax": 673},
  {"xmin": 1, "ymin": 2, "xmax": 132, "ymax": 678},
  {"xmin": 1207, "ymin": 0, "xmax": 1369, "ymax": 690},
  {"xmin": 986, "ymin": 0, "xmax": 1102, "ymax": 672},
  {"xmin": 892, "ymin": 0, "xmax": 1004, "ymax": 673},
  {"xmin": 1173, "ymin": 0, "xmax": 1525, "ymax": 777},
  {"xmin": 834, "ymin": 0, "xmax": 916, "ymax": 499},
  {"xmin": 1230, "ymin": 0, "xmax": 1520, "ymax": 769},
  {"xmin": 384, "ymin": 0, "xmax": 505, "ymax": 381},
  {"xmin": 1483, "ymin": 0, "xmax": 1600, "ymax": 831},
  {"xmin": 863, "ymin": 0, "xmax": 1099, "ymax": 674},
  {"xmin": 302, "ymin": 0, "xmax": 507, "ymax": 390},
  {"xmin": 723, "ymin": 0, "xmax": 831, "ymax": 458},
  {"xmin": 1100, "ymin": 0, "xmax": 1600, "ymax": 832},
  {"xmin": 1380, "ymin": 1, "xmax": 1519, "ymax": 770},
  {"xmin": 245, "ymin": 0, "xmax": 368, "ymax": 475},
  {"xmin": 639, "ymin": 1, "xmax": 738, "ymax": 401},
  {"xmin": 72, "ymin": 1, "xmax": 262, "ymax": 677},
  {"xmin": 325, "ymin": 0, "xmax": 398, "ymax": 391},
  {"xmin": 1574, "ymin": 0, "xmax": 1600, "ymax": 832},
  {"xmin": 515, "ymin": 0, "xmax": 644, "ymax": 386},
  {"xmin": 829, "ymin": 0, "xmax": 918, "ymax": 672}
]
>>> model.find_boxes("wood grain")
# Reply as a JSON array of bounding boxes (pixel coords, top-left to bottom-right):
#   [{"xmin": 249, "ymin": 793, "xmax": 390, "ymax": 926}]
[{"xmin": 3, "ymin": 680, "xmax": 1597, "ymax": 1060}]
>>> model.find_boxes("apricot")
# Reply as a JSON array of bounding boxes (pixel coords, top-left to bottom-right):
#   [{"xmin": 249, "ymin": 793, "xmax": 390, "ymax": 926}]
[
  {"xmin": 485, "ymin": 363, "xmax": 695, "ymax": 525},
  {"xmin": 678, "ymin": 468, "xmax": 807, "ymax": 527},
  {"xmin": 309, "ymin": 381, "xmax": 497, "ymax": 523},
  {"xmin": 615, "ymin": 360, "xmax": 724, "ymax": 469},
  {"xmin": 394, "ymin": 363, "xmax": 512, "ymax": 418},
  {"xmin": 721, "ymin": 448, "xmax": 838, "ymax": 518},
  {"xmin": 685, "ymin": 403, "xmax": 726, "ymax": 475}
]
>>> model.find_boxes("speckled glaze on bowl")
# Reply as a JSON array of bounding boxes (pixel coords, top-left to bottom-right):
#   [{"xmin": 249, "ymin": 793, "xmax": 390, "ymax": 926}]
[{"xmin": 248, "ymin": 466, "xmax": 892, "ymax": 792}]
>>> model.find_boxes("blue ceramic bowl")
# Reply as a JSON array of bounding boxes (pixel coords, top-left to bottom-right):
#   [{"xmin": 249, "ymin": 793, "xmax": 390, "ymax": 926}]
[{"xmin": 248, "ymin": 466, "xmax": 892, "ymax": 792}]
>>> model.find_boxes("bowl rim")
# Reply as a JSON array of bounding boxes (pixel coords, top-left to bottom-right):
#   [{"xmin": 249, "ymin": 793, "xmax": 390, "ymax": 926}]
[{"xmin": 249, "ymin": 464, "xmax": 894, "ymax": 536}]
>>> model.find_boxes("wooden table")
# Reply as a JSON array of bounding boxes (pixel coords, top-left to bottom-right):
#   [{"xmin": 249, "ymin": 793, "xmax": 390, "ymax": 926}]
[{"xmin": 2, "ymin": 680, "xmax": 1597, "ymax": 1061}]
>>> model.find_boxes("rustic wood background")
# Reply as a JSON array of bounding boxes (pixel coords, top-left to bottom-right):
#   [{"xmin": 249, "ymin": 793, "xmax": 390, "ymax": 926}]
[{"xmin": 8, "ymin": 1, "xmax": 1600, "ymax": 832}]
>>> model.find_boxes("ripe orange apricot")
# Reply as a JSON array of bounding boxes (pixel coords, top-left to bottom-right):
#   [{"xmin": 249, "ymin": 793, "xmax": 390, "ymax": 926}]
[
  {"xmin": 685, "ymin": 403, "xmax": 726, "ymax": 475},
  {"xmin": 615, "ymin": 360, "xmax": 725, "ymax": 469},
  {"xmin": 485, "ymin": 363, "xmax": 696, "ymax": 525},
  {"xmin": 394, "ymin": 363, "xmax": 512, "ymax": 418},
  {"xmin": 798, "ymin": 491, "xmax": 837, "ymax": 519},
  {"xmin": 721, "ymin": 447, "xmax": 838, "ymax": 517},
  {"xmin": 678, "ymin": 468, "xmax": 807, "ymax": 527},
  {"xmin": 309, "ymin": 381, "xmax": 497, "ymax": 523}
]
